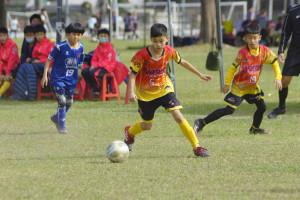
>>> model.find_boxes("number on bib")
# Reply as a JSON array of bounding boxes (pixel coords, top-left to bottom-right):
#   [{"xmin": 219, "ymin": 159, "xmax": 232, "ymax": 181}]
[
  {"xmin": 249, "ymin": 76, "xmax": 257, "ymax": 84},
  {"xmin": 149, "ymin": 79, "xmax": 155, "ymax": 86},
  {"xmin": 66, "ymin": 69, "xmax": 74, "ymax": 77}
]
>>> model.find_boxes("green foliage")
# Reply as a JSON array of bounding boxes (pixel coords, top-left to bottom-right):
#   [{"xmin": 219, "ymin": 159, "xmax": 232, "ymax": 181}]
[{"xmin": 0, "ymin": 39, "xmax": 299, "ymax": 199}]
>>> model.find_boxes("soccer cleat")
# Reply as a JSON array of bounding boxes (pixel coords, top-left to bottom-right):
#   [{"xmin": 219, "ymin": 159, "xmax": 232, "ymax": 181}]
[
  {"xmin": 58, "ymin": 129, "xmax": 68, "ymax": 134},
  {"xmin": 193, "ymin": 118, "xmax": 205, "ymax": 136},
  {"xmin": 193, "ymin": 146, "xmax": 210, "ymax": 157},
  {"xmin": 249, "ymin": 127, "xmax": 271, "ymax": 134},
  {"xmin": 51, "ymin": 115, "xmax": 59, "ymax": 131},
  {"xmin": 124, "ymin": 125, "xmax": 134, "ymax": 151},
  {"xmin": 267, "ymin": 107, "xmax": 286, "ymax": 119}
]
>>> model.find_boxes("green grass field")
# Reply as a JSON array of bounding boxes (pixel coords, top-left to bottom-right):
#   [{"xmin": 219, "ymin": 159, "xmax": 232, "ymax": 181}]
[{"xmin": 0, "ymin": 38, "xmax": 299, "ymax": 199}]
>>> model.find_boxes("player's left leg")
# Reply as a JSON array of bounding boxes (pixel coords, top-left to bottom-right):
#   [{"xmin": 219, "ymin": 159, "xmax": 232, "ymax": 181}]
[
  {"xmin": 171, "ymin": 109, "xmax": 210, "ymax": 157},
  {"xmin": 249, "ymin": 99, "xmax": 270, "ymax": 134}
]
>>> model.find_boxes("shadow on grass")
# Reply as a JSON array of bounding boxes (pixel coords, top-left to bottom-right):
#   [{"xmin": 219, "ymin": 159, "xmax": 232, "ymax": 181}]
[{"xmin": 183, "ymin": 101, "xmax": 300, "ymax": 116}]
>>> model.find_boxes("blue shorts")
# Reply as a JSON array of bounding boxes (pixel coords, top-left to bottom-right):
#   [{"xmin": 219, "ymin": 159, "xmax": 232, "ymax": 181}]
[
  {"xmin": 51, "ymin": 82, "xmax": 76, "ymax": 96},
  {"xmin": 224, "ymin": 90, "xmax": 264, "ymax": 108}
]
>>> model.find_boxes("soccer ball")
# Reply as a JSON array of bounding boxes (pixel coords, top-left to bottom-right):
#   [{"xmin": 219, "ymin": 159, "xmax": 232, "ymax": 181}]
[{"xmin": 106, "ymin": 140, "xmax": 129, "ymax": 163}]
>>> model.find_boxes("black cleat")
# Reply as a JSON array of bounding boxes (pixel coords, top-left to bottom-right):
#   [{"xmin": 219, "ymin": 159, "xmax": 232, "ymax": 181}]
[
  {"xmin": 193, "ymin": 118, "xmax": 205, "ymax": 136},
  {"xmin": 267, "ymin": 107, "xmax": 286, "ymax": 119}
]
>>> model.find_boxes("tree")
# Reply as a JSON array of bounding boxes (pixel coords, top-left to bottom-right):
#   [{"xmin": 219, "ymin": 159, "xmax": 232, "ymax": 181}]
[
  {"xmin": 0, "ymin": 0, "xmax": 6, "ymax": 28},
  {"xmin": 200, "ymin": 0, "xmax": 217, "ymax": 43}
]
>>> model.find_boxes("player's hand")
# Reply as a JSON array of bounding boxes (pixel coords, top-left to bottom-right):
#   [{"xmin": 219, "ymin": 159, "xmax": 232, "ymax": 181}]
[
  {"xmin": 222, "ymin": 85, "xmax": 230, "ymax": 94},
  {"xmin": 89, "ymin": 66, "xmax": 95, "ymax": 71},
  {"xmin": 41, "ymin": 75, "xmax": 48, "ymax": 88},
  {"xmin": 31, "ymin": 60, "xmax": 40, "ymax": 63},
  {"xmin": 200, "ymin": 74, "xmax": 213, "ymax": 84},
  {"xmin": 278, "ymin": 53, "xmax": 285, "ymax": 63},
  {"xmin": 3, "ymin": 75, "xmax": 10, "ymax": 82},
  {"xmin": 128, "ymin": 91, "xmax": 138, "ymax": 102},
  {"xmin": 274, "ymin": 79, "xmax": 282, "ymax": 91}
]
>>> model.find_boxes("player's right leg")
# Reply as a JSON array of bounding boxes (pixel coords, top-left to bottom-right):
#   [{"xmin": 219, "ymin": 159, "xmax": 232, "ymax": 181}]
[
  {"xmin": 194, "ymin": 92, "xmax": 239, "ymax": 135},
  {"xmin": 124, "ymin": 99, "xmax": 157, "ymax": 151}
]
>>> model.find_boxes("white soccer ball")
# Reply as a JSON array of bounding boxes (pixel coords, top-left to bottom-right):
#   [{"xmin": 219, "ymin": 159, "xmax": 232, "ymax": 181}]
[{"xmin": 106, "ymin": 140, "xmax": 129, "ymax": 163}]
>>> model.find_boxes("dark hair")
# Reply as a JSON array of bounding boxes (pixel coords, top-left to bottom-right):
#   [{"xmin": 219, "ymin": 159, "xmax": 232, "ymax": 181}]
[
  {"xmin": 0, "ymin": 27, "xmax": 8, "ymax": 34},
  {"xmin": 30, "ymin": 14, "xmax": 42, "ymax": 24},
  {"xmin": 244, "ymin": 23, "xmax": 261, "ymax": 35},
  {"xmin": 65, "ymin": 23, "xmax": 85, "ymax": 34},
  {"xmin": 41, "ymin": 8, "xmax": 46, "ymax": 12},
  {"xmin": 24, "ymin": 25, "xmax": 35, "ymax": 34},
  {"xmin": 150, "ymin": 23, "xmax": 168, "ymax": 37},
  {"xmin": 34, "ymin": 24, "xmax": 46, "ymax": 33},
  {"xmin": 97, "ymin": 28, "xmax": 109, "ymax": 36}
]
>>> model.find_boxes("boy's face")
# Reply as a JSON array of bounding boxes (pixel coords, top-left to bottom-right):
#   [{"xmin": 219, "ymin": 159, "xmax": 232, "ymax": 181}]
[
  {"xmin": 25, "ymin": 32, "xmax": 35, "ymax": 43},
  {"xmin": 244, "ymin": 33, "xmax": 261, "ymax": 49},
  {"xmin": 31, "ymin": 18, "xmax": 42, "ymax": 25},
  {"xmin": 0, "ymin": 33, "xmax": 8, "ymax": 45},
  {"xmin": 150, "ymin": 35, "xmax": 170, "ymax": 52},
  {"xmin": 98, "ymin": 33, "xmax": 109, "ymax": 44},
  {"xmin": 66, "ymin": 32, "xmax": 83, "ymax": 45},
  {"xmin": 35, "ymin": 32, "xmax": 45, "ymax": 42}
]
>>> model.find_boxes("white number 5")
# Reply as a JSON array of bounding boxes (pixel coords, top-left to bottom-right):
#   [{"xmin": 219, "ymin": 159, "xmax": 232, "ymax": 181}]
[{"xmin": 149, "ymin": 79, "xmax": 155, "ymax": 86}]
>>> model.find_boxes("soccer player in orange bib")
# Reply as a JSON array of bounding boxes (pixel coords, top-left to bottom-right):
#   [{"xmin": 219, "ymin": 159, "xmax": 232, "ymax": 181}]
[
  {"xmin": 124, "ymin": 23, "xmax": 212, "ymax": 157},
  {"xmin": 194, "ymin": 23, "xmax": 282, "ymax": 135}
]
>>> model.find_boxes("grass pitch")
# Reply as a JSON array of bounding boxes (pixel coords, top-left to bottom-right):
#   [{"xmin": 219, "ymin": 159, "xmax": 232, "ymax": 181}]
[{"xmin": 0, "ymin": 38, "xmax": 299, "ymax": 199}]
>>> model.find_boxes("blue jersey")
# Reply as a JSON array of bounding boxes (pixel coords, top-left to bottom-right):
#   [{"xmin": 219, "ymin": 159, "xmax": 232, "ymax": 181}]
[{"xmin": 48, "ymin": 40, "xmax": 84, "ymax": 87}]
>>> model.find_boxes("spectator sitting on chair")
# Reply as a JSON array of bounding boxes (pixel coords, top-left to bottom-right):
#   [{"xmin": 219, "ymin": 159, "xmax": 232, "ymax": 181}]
[
  {"xmin": 11, "ymin": 26, "xmax": 36, "ymax": 80},
  {"xmin": 82, "ymin": 28, "xmax": 117, "ymax": 95},
  {"xmin": 13, "ymin": 24, "xmax": 54, "ymax": 100},
  {"xmin": 0, "ymin": 27, "xmax": 20, "ymax": 98}
]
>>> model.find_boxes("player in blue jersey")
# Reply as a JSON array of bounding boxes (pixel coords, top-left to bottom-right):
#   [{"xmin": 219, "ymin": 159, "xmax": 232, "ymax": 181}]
[{"xmin": 41, "ymin": 23, "xmax": 85, "ymax": 133}]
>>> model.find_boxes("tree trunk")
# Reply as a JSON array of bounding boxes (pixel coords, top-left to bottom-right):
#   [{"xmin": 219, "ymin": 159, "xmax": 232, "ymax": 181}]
[
  {"xmin": 200, "ymin": 0, "xmax": 217, "ymax": 43},
  {"xmin": 0, "ymin": 0, "xmax": 6, "ymax": 28}
]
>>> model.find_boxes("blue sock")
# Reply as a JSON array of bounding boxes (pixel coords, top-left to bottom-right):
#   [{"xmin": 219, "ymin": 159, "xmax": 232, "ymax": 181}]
[
  {"xmin": 58, "ymin": 107, "xmax": 66, "ymax": 130},
  {"xmin": 53, "ymin": 106, "xmax": 70, "ymax": 122}
]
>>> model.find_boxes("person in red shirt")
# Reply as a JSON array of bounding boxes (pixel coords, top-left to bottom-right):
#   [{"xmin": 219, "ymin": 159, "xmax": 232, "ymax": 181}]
[
  {"xmin": 82, "ymin": 28, "xmax": 117, "ymax": 94},
  {"xmin": 12, "ymin": 24, "xmax": 54, "ymax": 101},
  {"xmin": 0, "ymin": 27, "xmax": 20, "ymax": 98}
]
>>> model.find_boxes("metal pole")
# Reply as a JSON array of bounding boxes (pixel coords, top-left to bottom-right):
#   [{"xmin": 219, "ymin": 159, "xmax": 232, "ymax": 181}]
[
  {"xmin": 144, "ymin": 0, "xmax": 147, "ymax": 47},
  {"xmin": 167, "ymin": 0, "xmax": 177, "ymax": 97},
  {"xmin": 108, "ymin": 0, "xmax": 113, "ymax": 43},
  {"xmin": 65, "ymin": 0, "xmax": 70, "ymax": 26},
  {"xmin": 114, "ymin": 0, "xmax": 119, "ymax": 38},
  {"xmin": 215, "ymin": 0, "xmax": 225, "ymax": 92},
  {"xmin": 181, "ymin": 0, "xmax": 186, "ymax": 37},
  {"xmin": 268, "ymin": 0, "xmax": 273, "ymax": 21},
  {"xmin": 56, "ymin": 0, "xmax": 62, "ymax": 44}
]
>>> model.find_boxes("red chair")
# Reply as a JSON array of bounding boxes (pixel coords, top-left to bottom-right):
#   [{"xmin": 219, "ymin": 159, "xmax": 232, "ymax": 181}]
[
  {"xmin": 37, "ymin": 77, "xmax": 56, "ymax": 100},
  {"xmin": 125, "ymin": 74, "xmax": 129, "ymax": 104},
  {"xmin": 100, "ymin": 72, "xmax": 120, "ymax": 102},
  {"xmin": 84, "ymin": 72, "xmax": 121, "ymax": 102}
]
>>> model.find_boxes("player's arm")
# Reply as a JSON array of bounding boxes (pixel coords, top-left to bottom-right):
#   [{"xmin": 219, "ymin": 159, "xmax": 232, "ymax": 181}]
[
  {"xmin": 128, "ymin": 71, "xmax": 137, "ymax": 102},
  {"xmin": 278, "ymin": 10, "xmax": 292, "ymax": 61},
  {"xmin": 179, "ymin": 59, "xmax": 213, "ymax": 83},
  {"xmin": 223, "ymin": 64, "xmax": 237, "ymax": 94},
  {"xmin": 41, "ymin": 58, "xmax": 52, "ymax": 88},
  {"xmin": 271, "ymin": 59, "xmax": 282, "ymax": 91}
]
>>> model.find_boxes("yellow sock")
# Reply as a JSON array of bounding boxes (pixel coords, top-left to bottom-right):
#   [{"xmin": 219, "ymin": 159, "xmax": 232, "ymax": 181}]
[
  {"xmin": 128, "ymin": 121, "xmax": 144, "ymax": 136},
  {"xmin": 0, "ymin": 81, "xmax": 10, "ymax": 96},
  {"xmin": 179, "ymin": 120, "xmax": 199, "ymax": 149}
]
